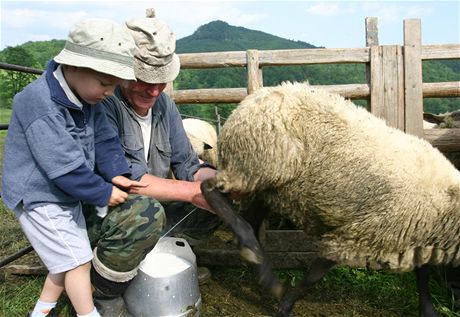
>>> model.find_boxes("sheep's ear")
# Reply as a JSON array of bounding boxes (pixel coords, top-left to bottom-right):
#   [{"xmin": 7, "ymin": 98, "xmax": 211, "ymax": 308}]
[
  {"xmin": 451, "ymin": 110, "xmax": 460, "ymax": 121},
  {"xmin": 423, "ymin": 112, "xmax": 444, "ymax": 124}
]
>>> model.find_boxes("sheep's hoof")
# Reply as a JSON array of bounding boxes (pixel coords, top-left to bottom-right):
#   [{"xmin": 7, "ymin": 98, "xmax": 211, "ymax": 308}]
[
  {"xmin": 275, "ymin": 309, "xmax": 294, "ymax": 317},
  {"xmin": 240, "ymin": 247, "xmax": 263, "ymax": 264},
  {"xmin": 257, "ymin": 261, "xmax": 285, "ymax": 300},
  {"xmin": 271, "ymin": 282, "xmax": 284, "ymax": 301}
]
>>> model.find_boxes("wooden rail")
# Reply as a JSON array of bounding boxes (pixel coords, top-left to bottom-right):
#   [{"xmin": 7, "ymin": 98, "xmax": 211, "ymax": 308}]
[
  {"xmin": 195, "ymin": 230, "xmax": 317, "ymax": 268},
  {"xmin": 172, "ymin": 46, "xmax": 460, "ymax": 103}
]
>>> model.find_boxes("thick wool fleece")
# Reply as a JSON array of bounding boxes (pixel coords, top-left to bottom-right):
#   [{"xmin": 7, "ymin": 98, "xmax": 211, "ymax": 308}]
[{"xmin": 215, "ymin": 82, "xmax": 460, "ymax": 272}]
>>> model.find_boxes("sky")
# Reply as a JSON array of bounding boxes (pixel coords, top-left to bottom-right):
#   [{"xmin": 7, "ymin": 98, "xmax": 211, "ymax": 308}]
[{"xmin": 0, "ymin": 0, "xmax": 459, "ymax": 50}]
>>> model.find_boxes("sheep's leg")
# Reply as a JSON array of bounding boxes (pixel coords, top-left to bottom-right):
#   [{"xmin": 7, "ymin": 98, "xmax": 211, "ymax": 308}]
[
  {"xmin": 201, "ymin": 179, "xmax": 284, "ymax": 299},
  {"xmin": 415, "ymin": 264, "xmax": 437, "ymax": 317},
  {"xmin": 276, "ymin": 257, "xmax": 336, "ymax": 317},
  {"xmin": 240, "ymin": 197, "xmax": 270, "ymax": 243}
]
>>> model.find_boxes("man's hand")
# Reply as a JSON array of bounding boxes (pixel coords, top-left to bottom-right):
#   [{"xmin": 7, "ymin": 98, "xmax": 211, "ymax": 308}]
[
  {"xmin": 191, "ymin": 182, "xmax": 215, "ymax": 213},
  {"xmin": 112, "ymin": 175, "xmax": 149, "ymax": 191}
]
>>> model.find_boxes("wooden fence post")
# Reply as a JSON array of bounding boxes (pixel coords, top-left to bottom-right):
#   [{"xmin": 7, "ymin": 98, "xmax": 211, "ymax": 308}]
[
  {"xmin": 365, "ymin": 17, "xmax": 379, "ymax": 47},
  {"xmin": 370, "ymin": 45, "xmax": 405, "ymax": 130},
  {"xmin": 247, "ymin": 49, "xmax": 263, "ymax": 94},
  {"xmin": 365, "ymin": 17, "xmax": 378, "ymax": 110},
  {"xmin": 403, "ymin": 19, "xmax": 424, "ymax": 137},
  {"xmin": 365, "ymin": 17, "xmax": 379, "ymax": 111}
]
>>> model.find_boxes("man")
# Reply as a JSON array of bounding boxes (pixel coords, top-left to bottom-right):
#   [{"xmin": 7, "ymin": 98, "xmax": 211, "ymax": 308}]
[{"xmin": 85, "ymin": 9, "xmax": 221, "ymax": 316}]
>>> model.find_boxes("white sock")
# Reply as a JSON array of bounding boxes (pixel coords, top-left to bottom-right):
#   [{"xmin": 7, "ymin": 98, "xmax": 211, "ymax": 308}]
[
  {"xmin": 30, "ymin": 300, "xmax": 57, "ymax": 317},
  {"xmin": 77, "ymin": 307, "xmax": 101, "ymax": 317}
]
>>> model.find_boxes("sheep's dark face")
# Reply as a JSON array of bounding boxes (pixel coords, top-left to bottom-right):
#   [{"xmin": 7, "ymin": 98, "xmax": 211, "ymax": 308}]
[
  {"xmin": 423, "ymin": 110, "xmax": 460, "ymax": 128},
  {"xmin": 423, "ymin": 111, "xmax": 460, "ymax": 169}
]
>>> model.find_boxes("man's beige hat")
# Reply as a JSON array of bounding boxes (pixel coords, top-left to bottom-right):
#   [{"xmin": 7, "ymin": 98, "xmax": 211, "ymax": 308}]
[
  {"xmin": 126, "ymin": 8, "xmax": 180, "ymax": 83},
  {"xmin": 54, "ymin": 18, "xmax": 137, "ymax": 80}
]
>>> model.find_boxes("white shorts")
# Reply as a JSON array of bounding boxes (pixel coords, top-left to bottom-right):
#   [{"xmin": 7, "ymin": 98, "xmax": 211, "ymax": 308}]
[{"xmin": 14, "ymin": 202, "xmax": 93, "ymax": 274}]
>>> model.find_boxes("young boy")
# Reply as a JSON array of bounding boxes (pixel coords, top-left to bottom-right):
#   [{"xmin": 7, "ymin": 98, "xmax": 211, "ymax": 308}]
[{"xmin": 2, "ymin": 19, "xmax": 145, "ymax": 317}]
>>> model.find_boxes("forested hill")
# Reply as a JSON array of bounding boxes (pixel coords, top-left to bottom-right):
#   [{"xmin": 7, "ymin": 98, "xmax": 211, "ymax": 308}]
[
  {"xmin": 0, "ymin": 20, "xmax": 458, "ymax": 116},
  {"xmin": 177, "ymin": 20, "xmax": 318, "ymax": 52}
]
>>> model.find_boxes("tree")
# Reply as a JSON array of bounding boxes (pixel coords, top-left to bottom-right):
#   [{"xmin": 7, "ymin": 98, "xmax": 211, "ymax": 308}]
[{"xmin": 0, "ymin": 46, "xmax": 39, "ymax": 108}]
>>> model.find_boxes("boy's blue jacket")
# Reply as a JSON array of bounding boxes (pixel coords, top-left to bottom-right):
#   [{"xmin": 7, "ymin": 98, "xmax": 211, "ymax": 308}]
[{"xmin": 1, "ymin": 60, "xmax": 130, "ymax": 210}]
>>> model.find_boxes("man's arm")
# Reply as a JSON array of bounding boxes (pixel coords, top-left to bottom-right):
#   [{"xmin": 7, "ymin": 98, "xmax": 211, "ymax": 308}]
[{"xmin": 130, "ymin": 173, "xmax": 214, "ymax": 212}]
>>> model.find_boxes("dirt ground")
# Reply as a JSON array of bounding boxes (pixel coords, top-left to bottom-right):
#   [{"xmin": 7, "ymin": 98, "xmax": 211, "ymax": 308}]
[
  {"xmin": 200, "ymin": 269, "xmax": 405, "ymax": 317},
  {"xmin": 0, "ymin": 217, "xmax": 451, "ymax": 317},
  {"xmin": 196, "ymin": 229, "xmax": 410, "ymax": 317},
  {"xmin": 2, "ymin": 254, "xmax": 407, "ymax": 317},
  {"xmin": 1, "ymin": 237, "xmax": 419, "ymax": 317}
]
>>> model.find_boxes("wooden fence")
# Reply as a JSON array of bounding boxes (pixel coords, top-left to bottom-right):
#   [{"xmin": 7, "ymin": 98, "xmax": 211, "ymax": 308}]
[{"xmin": 0, "ymin": 17, "xmax": 459, "ymax": 270}]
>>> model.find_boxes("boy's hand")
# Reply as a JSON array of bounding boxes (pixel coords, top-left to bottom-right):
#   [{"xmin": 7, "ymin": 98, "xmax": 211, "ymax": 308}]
[
  {"xmin": 112, "ymin": 175, "xmax": 149, "ymax": 190},
  {"xmin": 108, "ymin": 186, "xmax": 129, "ymax": 206}
]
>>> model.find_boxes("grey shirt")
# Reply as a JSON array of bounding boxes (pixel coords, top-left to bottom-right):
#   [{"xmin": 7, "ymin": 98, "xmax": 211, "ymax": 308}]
[{"xmin": 102, "ymin": 87, "xmax": 202, "ymax": 181}]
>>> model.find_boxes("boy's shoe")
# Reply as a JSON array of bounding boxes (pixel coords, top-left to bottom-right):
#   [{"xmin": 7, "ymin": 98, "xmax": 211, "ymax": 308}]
[{"xmin": 26, "ymin": 308, "xmax": 58, "ymax": 317}]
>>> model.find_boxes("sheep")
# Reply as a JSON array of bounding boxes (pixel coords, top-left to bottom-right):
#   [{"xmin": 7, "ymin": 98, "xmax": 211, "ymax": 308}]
[
  {"xmin": 182, "ymin": 118, "xmax": 218, "ymax": 167},
  {"xmin": 200, "ymin": 82, "xmax": 460, "ymax": 317},
  {"xmin": 424, "ymin": 110, "xmax": 460, "ymax": 129}
]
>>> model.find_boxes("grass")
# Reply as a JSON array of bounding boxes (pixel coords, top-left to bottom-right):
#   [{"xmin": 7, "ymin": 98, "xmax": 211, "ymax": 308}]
[
  {"xmin": 318, "ymin": 266, "xmax": 459, "ymax": 316},
  {"xmin": 0, "ymin": 108, "xmax": 12, "ymax": 125},
  {"xmin": 275, "ymin": 265, "xmax": 460, "ymax": 317},
  {"xmin": 1, "ymin": 207, "xmax": 460, "ymax": 317},
  {"xmin": 1, "ymin": 275, "xmax": 44, "ymax": 315}
]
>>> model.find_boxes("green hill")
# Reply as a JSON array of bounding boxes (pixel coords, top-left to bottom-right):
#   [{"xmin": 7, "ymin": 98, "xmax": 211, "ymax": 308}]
[
  {"xmin": 0, "ymin": 20, "xmax": 458, "ymax": 118},
  {"xmin": 20, "ymin": 39, "xmax": 66, "ymax": 67},
  {"xmin": 177, "ymin": 20, "xmax": 317, "ymax": 53}
]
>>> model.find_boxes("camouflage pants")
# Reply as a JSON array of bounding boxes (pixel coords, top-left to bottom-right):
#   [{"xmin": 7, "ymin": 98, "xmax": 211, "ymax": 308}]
[{"xmin": 84, "ymin": 194, "xmax": 221, "ymax": 274}]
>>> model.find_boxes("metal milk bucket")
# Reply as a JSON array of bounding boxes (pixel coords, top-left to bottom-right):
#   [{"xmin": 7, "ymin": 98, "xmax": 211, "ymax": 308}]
[{"xmin": 124, "ymin": 237, "xmax": 201, "ymax": 317}]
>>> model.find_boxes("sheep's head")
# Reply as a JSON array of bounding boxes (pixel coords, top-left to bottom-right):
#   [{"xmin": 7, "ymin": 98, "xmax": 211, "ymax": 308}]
[{"xmin": 423, "ymin": 110, "xmax": 460, "ymax": 128}]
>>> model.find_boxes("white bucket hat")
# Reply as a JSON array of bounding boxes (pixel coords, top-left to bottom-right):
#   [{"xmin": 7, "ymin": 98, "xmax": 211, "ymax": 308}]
[
  {"xmin": 126, "ymin": 8, "xmax": 180, "ymax": 83},
  {"xmin": 54, "ymin": 18, "xmax": 137, "ymax": 80}
]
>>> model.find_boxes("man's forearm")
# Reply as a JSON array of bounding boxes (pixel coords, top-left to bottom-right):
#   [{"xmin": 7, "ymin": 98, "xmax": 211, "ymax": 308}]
[
  {"xmin": 130, "ymin": 173, "xmax": 214, "ymax": 212},
  {"xmin": 132, "ymin": 173, "xmax": 200, "ymax": 203}
]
